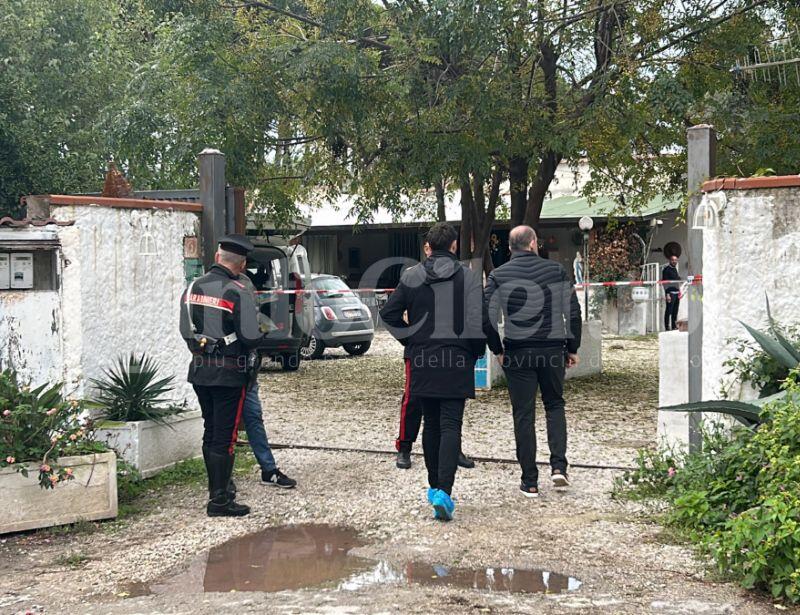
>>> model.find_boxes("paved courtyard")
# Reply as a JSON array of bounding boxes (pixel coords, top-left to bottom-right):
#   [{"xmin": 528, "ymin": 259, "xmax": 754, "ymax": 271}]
[{"xmin": 0, "ymin": 333, "xmax": 778, "ymax": 614}]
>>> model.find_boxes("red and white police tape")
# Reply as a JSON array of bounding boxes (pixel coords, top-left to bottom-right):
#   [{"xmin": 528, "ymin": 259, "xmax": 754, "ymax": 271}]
[{"xmin": 254, "ymin": 275, "xmax": 702, "ymax": 295}]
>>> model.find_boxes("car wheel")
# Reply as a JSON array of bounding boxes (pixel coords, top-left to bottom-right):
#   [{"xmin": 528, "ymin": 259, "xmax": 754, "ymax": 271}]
[
  {"xmin": 300, "ymin": 336, "xmax": 325, "ymax": 360},
  {"xmin": 343, "ymin": 341, "xmax": 371, "ymax": 356},
  {"xmin": 278, "ymin": 350, "xmax": 302, "ymax": 371}
]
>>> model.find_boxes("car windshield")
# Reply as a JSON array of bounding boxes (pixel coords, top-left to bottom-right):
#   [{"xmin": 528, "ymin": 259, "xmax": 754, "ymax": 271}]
[{"xmin": 312, "ymin": 277, "xmax": 350, "ymax": 291}]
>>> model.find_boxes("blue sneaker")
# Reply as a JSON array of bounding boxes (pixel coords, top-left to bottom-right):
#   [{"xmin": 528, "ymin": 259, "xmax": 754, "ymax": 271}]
[{"xmin": 431, "ymin": 489, "xmax": 455, "ymax": 521}]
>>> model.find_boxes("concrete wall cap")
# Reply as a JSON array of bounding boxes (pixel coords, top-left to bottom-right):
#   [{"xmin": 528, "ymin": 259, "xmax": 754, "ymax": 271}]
[{"xmin": 701, "ymin": 175, "xmax": 800, "ymax": 192}]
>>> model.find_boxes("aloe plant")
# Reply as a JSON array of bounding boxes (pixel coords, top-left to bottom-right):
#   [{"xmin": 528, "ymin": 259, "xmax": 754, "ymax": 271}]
[
  {"xmin": 662, "ymin": 295, "xmax": 798, "ymax": 427},
  {"xmin": 89, "ymin": 354, "xmax": 178, "ymax": 425}
]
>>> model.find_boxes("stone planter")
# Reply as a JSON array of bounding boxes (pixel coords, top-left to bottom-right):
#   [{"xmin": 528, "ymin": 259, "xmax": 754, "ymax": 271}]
[
  {"xmin": 95, "ymin": 410, "xmax": 203, "ymax": 478},
  {"xmin": 565, "ymin": 319, "xmax": 603, "ymax": 380},
  {"xmin": 1, "ymin": 451, "xmax": 118, "ymax": 535}
]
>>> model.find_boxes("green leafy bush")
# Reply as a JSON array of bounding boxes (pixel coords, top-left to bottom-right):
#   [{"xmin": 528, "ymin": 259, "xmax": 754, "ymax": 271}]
[
  {"xmin": 89, "ymin": 354, "xmax": 181, "ymax": 424},
  {"xmin": 618, "ymin": 377, "xmax": 800, "ymax": 603},
  {"xmin": 0, "ymin": 370, "xmax": 101, "ymax": 489}
]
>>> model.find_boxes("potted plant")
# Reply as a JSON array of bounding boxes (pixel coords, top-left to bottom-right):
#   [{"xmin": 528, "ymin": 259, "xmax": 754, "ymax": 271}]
[
  {"xmin": 0, "ymin": 370, "xmax": 117, "ymax": 534},
  {"xmin": 92, "ymin": 354, "xmax": 202, "ymax": 478}
]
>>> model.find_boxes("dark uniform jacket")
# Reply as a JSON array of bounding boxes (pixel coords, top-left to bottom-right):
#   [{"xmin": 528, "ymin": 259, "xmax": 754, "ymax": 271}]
[
  {"xmin": 661, "ymin": 263, "xmax": 680, "ymax": 295},
  {"xmin": 380, "ymin": 251, "xmax": 486, "ymax": 400},
  {"xmin": 179, "ymin": 263, "xmax": 264, "ymax": 387},
  {"xmin": 483, "ymin": 250, "xmax": 582, "ymax": 355}
]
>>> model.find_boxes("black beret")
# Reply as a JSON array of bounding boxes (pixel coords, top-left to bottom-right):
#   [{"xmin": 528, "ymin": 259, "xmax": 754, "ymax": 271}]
[{"xmin": 218, "ymin": 233, "xmax": 254, "ymax": 256}]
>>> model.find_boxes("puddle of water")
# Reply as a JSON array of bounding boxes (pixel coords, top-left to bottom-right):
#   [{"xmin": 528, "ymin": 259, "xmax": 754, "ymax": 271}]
[
  {"xmin": 341, "ymin": 560, "xmax": 581, "ymax": 594},
  {"xmin": 128, "ymin": 524, "xmax": 580, "ymax": 596}
]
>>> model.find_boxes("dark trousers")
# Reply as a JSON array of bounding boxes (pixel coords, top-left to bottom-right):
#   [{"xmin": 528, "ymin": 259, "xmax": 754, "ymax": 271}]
[
  {"xmin": 504, "ymin": 347, "xmax": 568, "ymax": 487},
  {"xmin": 664, "ymin": 291, "xmax": 680, "ymax": 330},
  {"xmin": 193, "ymin": 384, "xmax": 246, "ymax": 456},
  {"xmin": 420, "ymin": 398, "xmax": 465, "ymax": 495},
  {"xmin": 396, "ymin": 360, "xmax": 422, "ymax": 451}
]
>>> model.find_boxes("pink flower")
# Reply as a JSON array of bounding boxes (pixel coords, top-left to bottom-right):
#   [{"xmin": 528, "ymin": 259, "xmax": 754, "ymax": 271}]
[
  {"xmin": 667, "ymin": 467, "xmax": 676, "ymax": 478},
  {"xmin": 65, "ymin": 468, "xmax": 73, "ymax": 476},
  {"xmin": 40, "ymin": 464, "xmax": 51, "ymax": 473},
  {"xmin": 46, "ymin": 407, "xmax": 58, "ymax": 416},
  {"xmin": 5, "ymin": 456, "xmax": 14, "ymax": 464},
  {"xmin": 69, "ymin": 434, "xmax": 77, "ymax": 441},
  {"xmin": 49, "ymin": 474, "xmax": 59, "ymax": 485},
  {"xmin": 2, "ymin": 409, "xmax": 10, "ymax": 417}
]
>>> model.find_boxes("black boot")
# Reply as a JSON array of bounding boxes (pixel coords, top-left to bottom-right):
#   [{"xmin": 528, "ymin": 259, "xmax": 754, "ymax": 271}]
[
  {"xmin": 203, "ymin": 445, "xmax": 236, "ymax": 500},
  {"xmin": 206, "ymin": 451, "xmax": 250, "ymax": 517},
  {"xmin": 396, "ymin": 443, "xmax": 412, "ymax": 469},
  {"xmin": 458, "ymin": 451, "xmax": 475, "ymax": 469}
]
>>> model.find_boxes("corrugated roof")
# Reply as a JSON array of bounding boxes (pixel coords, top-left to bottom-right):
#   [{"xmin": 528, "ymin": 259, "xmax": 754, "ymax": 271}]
[
  {"xmin": 0, "ymin": 216, "xmax": 74, "ymax": 228},
  {"xmin": 539, "ymin": 193, "xmax": 682, "ymax": 219}
]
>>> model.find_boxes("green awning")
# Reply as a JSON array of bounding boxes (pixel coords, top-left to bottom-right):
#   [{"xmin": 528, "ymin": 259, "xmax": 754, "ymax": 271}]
[{"xmin": 540, "ymin": 193, "xmax": 682, "ymax": 219}]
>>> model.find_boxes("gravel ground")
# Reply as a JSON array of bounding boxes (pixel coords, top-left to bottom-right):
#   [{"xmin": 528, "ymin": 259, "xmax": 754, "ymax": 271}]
[{"xmin": 0, "ymin": 333, "xmax": 783, "ymax": 614}]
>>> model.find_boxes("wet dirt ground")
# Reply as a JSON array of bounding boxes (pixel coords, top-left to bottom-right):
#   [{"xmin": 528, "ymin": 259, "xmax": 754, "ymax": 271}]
[{"xmin": 0, "ymin": 333, "xmax": 783, "ymax": 614}]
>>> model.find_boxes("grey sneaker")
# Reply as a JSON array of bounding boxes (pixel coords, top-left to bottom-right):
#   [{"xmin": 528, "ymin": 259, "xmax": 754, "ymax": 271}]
[{"xmin": 551, "ymin": 470, "xmax": 570, "ymax": 488}]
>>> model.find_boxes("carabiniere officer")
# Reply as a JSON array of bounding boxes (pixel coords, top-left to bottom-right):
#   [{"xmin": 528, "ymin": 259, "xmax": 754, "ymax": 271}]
[{"xmin": 179, "ymin": 234, "xmax": 264, "ymax": 517}]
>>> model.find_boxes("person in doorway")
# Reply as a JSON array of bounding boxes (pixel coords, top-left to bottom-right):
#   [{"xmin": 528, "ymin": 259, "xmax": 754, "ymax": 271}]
[
  {"xmin": 662, "ymin": 255, "xmax": 681, "ymax": 331},
  {"xmin": 381, "ymin": 223, "xmax": 486, "ymax": 521},
  {"xmin": 484, "ymin": 225, "xmax": 582, "ymax": 498},
  {"xmin": 179, "ymin": 234, "xmax": 263, "ymax": 517},
  {"xmin": 395, "ymin": 241, "xmax": 475, "ymax": 471}
]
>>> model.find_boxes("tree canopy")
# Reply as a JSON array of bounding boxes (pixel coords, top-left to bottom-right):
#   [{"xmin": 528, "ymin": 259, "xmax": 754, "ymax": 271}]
[{"xmin": 1, "ymin": 0, "xmax": 797, "ymax": 257}]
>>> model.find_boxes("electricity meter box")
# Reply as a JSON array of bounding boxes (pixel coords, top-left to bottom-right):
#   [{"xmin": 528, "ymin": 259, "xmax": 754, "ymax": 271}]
[
  {"xmin": 0, "ymin": 254, "xmax": 9, "ymax": 289},
  {"xmin": 10, "ymin": 253, "xmax": 34, "ymax": 289}
]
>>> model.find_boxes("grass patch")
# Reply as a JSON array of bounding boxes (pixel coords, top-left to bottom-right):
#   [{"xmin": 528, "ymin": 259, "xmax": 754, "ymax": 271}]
[
  {"xmin": 54, "ymin": 551, "xmax": 91, "ymax": 567},
  {"xmin": 114, "ymin": 451, "xmax": 257, "ymax": 522},
  {"xmin": 37, "ymin": 518, "xmax": 98, "ymax": 538}
]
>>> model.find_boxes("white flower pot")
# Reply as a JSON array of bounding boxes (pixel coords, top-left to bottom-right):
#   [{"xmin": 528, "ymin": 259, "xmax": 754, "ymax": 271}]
[
  {"xmin": 1, "ymin": 451, "xmax": 118, "ymax": 535},
  {"xmin": 95, "ymin": 410, "xmax": 203, "ymax": 478}
]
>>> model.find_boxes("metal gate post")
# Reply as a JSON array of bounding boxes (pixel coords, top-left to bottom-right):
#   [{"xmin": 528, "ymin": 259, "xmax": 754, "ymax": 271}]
[
  {"xmin": 686, "ymin": 125, "xmax": 716, "ymax": 453},
  {"xmin": 198, "ymin": 148, "xmax": 227, "ymax": 270}
]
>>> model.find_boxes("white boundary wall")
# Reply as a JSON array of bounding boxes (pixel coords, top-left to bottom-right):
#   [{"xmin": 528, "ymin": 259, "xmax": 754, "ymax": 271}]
[
  {"xmin": 51, "ymin": 204, "xmax": 199, "ymax": 407},
  {"xmin": 659, "ymin": 186, "xmax": 800, "ymax": 450}
]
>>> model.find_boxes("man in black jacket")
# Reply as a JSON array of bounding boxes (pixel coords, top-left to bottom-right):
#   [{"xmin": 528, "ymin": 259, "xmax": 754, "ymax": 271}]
[
  {"xmin": 179, "ymin": 234, "xmax": 265, "ymax": 517},
  {"xmin": 484, "ymin": 225, "xmax": 582, "ymax": 498},
  {"xmin": 380, "ymin": 223, "xmax": 485, "ymax": 521},
  {"xmin": 662, "ymin": 255, "xmax": 681, "ymax": 331}
]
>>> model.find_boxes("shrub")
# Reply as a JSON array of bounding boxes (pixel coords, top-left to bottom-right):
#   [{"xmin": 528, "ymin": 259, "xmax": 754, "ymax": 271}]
[
  {"xmin": 618, "ymin": 379, "xmax": 800, "ymax": 603},
  {"xmin": 89, "ymin": 354, "xmax": 181, "ymax": 424},
  {"xmin": 0, "ymin": 370, "xmax": 101, "ymax": 489},
  {"xmin": 721, "ymin": 325, "xmax": 800, "ymax": 398}
]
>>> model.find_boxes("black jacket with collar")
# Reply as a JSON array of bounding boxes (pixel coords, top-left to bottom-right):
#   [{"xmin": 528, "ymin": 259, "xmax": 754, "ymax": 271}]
[
  {"xmin": 483, "ymin": 250, "xmax": 582, "ymax": 355},
  {"xmin": 179, "ymin": 263, "xmax": 264, "ymax": 387},
  {"xmin": 661, "ymin": 263, "xmax": 680, "ymax": 294},
  {"xmin": 380, "ymin": 251, "xmax": 486, "ymax": 399}
]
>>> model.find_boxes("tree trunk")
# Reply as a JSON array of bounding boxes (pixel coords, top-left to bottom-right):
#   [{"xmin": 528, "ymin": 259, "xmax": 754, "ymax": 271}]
[
  {"xmin": 435, "ymin": 177, "xmax": 446, "ymax": 222},
  {"xmin": 509, "ymin": 155, "xmax": 529, "ymax": 227},
  {"xmin": 459, "ymin": 180, "xmax": 473, "ymax": 260},
  {"xmin": 470, "ymin": 165, "xmax": 503, "ymax": 274},
  {"xmin": 524, "ymin": 150, "xmax": 561, "ymax": 228}
]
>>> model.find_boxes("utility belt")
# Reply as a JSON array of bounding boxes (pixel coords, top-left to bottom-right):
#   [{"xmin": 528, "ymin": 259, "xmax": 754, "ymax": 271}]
[
  {"xmin": 191, "ymin": 348, "xmax": 260, "ymax": 388},
  {"xmin": 191, "ymin": 332, "xmax": 238, "ymax": 356}
]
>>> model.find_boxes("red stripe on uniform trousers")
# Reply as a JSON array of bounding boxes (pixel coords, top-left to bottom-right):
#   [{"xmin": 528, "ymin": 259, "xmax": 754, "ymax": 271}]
[
  {"xmin": 229, "ymin": 386, "xmax": 246, "ymax": 455},
  {"xmin": 396, "ymin": 358, "xmax": 412, "ymax": 451}
]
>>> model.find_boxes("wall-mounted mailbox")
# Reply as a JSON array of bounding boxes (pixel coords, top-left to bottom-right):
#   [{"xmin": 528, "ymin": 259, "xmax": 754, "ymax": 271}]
[
  {"xmin": 0, "ymin": 254, "xmax": 9, "ymax": 290},
  {"xmin": 10, "ymin": 253, "xmax": 34, "ymax": 289}
]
